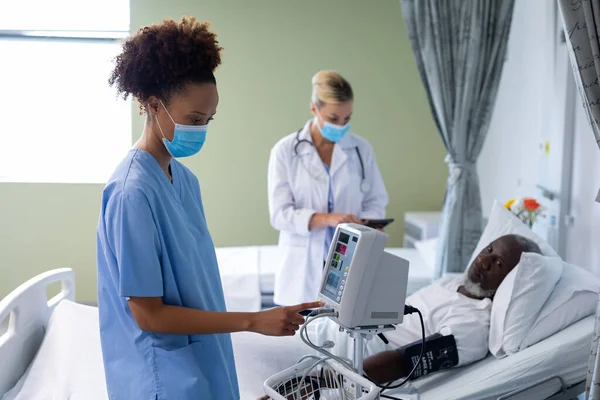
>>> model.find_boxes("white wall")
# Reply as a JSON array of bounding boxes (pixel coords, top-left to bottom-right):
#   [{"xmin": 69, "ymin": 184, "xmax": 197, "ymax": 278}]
[
  {"xmin": 565, "ymin": 102, "xmax": 600, "ymax": 274},
  {"xmin": 478, "ymin": 0, "xmax": 551, "ymax": 215},
  {"xmin": 479, "ymin": 0, "xmax": 600, "ymax": 273}
]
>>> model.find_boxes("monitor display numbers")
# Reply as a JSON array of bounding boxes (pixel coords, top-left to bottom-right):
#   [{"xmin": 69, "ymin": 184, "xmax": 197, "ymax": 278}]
[{"xmin": 336, "ymin": 242, "xmax": 347, "ymax": 256}]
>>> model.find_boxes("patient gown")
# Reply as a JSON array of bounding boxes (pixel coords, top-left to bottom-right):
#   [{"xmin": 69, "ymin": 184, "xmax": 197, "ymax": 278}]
[
  {"xmin": 96, "ymin": 149, "xmax": 239, "ymax": 400},
  {"xmin": 309, "ymin": 275, "xmax": 492, "ymax": 368}
]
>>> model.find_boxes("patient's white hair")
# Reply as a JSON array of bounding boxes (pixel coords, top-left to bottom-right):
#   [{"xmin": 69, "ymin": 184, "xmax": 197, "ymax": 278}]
[{"xmin": 462, "ymin": 276, "xmax": 497, "ymax": 299}]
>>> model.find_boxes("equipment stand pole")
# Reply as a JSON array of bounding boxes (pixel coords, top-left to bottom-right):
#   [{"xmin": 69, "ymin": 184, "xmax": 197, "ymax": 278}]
[{"xmin": 353, "ymin": 333, "xmax": 364, "ymax": 398}]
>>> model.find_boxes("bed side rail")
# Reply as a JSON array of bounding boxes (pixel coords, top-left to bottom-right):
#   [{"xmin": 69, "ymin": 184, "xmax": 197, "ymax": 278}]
[
  {"xmin": 545, "ymin": 381, "xmax": 585, "ymax": 400},
  {"xmin": 0, "ymin": 268, "xmax": 75, "ymax": 395},
  {"xmin": 498, "ymin": 375, "xmax": 584, "ymax": 400}
]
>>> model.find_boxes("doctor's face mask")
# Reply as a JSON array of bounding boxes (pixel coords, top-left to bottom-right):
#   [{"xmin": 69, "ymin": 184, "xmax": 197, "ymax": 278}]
[{"xmin": 313, "ymin": 102, "xmax": 353, "ymax": 143}]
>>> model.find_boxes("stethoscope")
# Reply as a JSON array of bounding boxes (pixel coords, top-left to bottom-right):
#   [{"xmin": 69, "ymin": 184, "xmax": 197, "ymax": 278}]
[{"xmin": 293, "ymin": 128, "xmax": 368, "ymax": 192}]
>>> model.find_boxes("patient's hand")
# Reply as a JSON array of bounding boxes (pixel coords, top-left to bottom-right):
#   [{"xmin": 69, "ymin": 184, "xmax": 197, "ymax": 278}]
[{"xmin": 363, "ymin": 350, "xmax": 405, "ymax": 385}]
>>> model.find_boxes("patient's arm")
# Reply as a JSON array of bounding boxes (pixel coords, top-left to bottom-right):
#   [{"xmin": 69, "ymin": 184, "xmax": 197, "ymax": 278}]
[
  {"xmin": 364, "ymin": 333, "xmax": 459, "ymax": 384},
  {"xmin": 363, "ymin": 350, "xmax": 406, "ymax": 384}
]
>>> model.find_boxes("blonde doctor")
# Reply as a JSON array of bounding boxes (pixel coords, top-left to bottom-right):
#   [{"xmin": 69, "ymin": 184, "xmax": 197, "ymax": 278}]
[{"xmin": 267, "ymin": 70, "xmax": 389, "ymax": 308}]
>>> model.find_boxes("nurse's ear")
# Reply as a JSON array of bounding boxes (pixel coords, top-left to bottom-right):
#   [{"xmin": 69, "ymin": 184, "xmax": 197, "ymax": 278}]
[{"xmin": 146, "ymin": 96, "xmax": 162, "ymax": 118}]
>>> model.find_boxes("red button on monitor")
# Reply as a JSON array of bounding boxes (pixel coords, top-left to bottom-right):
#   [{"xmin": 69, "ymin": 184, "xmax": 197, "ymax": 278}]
[{"xmin": 338, "ymin": 243, "xmax": 347, "ymax": 255}]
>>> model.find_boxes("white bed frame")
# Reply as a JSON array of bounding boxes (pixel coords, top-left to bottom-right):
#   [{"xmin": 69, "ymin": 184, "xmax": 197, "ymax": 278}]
[
  {"xmin": 0, "ymin": 269, "xmax": 586, "ymax": 399},
  {"xmin": 0, "ymin": 268, "xmax": 75, "ymax": 395}
]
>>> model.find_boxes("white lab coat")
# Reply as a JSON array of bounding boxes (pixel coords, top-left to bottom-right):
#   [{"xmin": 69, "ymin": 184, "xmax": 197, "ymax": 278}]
[{"xmin": 267, "ymin": 119, "xmax": 389, "ymax": 305}]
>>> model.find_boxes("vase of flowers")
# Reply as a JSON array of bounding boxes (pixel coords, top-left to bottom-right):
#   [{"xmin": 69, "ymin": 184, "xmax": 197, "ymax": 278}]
[{"xmin": 504, "ymin": 197, "xmax": 545, "ymax": 229}]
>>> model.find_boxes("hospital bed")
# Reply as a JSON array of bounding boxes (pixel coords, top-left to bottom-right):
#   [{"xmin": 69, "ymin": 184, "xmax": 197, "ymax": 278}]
[
  {"xmin": 0, "ymin": 268, "xmax": 590, "ymax": 400},
  {"xmin": 216, "ymin": 245, "xmax": 434, "ymax": 311}
]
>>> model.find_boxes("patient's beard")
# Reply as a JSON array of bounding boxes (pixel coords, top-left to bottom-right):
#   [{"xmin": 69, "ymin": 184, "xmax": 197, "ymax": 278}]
[{"xmin": 462, "ymin": 274, "xmax": 496, "ymax": 299}]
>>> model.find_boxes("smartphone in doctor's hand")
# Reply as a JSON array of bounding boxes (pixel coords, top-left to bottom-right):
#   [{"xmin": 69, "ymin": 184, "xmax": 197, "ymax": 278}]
[{"xmin": 363, "ymin": 218, "xmax": 395, "ymax": 230}]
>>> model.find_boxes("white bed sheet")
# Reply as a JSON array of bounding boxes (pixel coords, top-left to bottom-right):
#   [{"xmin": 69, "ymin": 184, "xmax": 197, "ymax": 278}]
[
  {"xmin": 233, "ymin": 315, "xmax": 593, "ymax": 400},
  {"xmin": 2, "ymin": 298, "xmax": 592, "ymax": 400},
  {"xmin": 216, "ymin": 246, "xmax": 262, "ymax": 312},
  {"xmin": 1, "ymin": 301, "xmax": 108, "ymax": 400},
  {"xmin": 392, "ymin": 315, "xmax": 593, "ymax": 400}
]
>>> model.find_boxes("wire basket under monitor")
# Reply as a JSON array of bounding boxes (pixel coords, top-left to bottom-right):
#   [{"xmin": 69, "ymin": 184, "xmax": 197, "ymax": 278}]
[{"xmin": 263, "ymin": 357, "xmax": 379, "ymax": 400}]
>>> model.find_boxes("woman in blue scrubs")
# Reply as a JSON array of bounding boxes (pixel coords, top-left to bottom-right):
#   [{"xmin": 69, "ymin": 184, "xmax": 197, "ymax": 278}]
[{"xmin": 96, "ymin": 17, "xmax": 321, "ymax": 400}]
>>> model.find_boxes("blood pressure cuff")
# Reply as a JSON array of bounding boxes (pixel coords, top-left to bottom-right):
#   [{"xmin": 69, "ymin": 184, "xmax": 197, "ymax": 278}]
[{"xmin": 396, "ymin": 333, "xmax": 458, "ymax": 380}]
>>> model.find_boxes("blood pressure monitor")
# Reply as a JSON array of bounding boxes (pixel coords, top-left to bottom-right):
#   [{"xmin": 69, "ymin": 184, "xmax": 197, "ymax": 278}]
[{"xmin": 318, "ymin": 223, "xmax": 410, "ymax": 329}]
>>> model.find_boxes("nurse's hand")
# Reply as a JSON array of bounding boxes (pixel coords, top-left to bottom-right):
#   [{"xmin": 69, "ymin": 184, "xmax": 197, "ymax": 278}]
[{"xmin": 248, "ymin": 301, "xmax": 323, "ymax": 336}]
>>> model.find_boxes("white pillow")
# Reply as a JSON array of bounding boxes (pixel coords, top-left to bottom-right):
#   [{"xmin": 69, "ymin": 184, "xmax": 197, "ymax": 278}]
[
  {"xmin": 488, "ymin": 252, "xmax": 562, "ymax": 358},
  {"xmin": 468, "ymin": 200, "xmax": 559, "ymax": 269},
  {"xmin": 414, "ymin": 237, "xmax": 438, "ymax": 270},
  {"xmin": 520, "ymin": 262, "xmax": 600, "ymax": 349}
]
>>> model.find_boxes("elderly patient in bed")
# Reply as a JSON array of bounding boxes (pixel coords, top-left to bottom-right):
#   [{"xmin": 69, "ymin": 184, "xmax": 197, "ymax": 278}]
[{"xmin": 259, "ymin": 234, "xmax": 541, "ymax": 398}]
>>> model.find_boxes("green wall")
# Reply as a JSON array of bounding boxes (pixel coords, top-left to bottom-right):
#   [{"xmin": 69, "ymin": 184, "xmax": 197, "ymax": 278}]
[{"xmin": 0, "ymin": 0, "xmax": 447, "ymax": 302}]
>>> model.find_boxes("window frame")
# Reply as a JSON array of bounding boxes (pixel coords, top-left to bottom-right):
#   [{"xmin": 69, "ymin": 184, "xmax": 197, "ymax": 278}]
[
  {"xmin": 0, "ymin": 30, "xmax": 128, "ymax": 42},
  {"xmin": 0, "ymin": 28, "xmax": 132, "ymax": 184}
]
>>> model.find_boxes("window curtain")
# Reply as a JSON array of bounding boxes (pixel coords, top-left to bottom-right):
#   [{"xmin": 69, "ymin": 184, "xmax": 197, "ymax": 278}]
[
  {"xmin": 400, "ymin": 0, "xmax": 515, "ymax": 278},
  {"xmin": 556, "ymin": 1, "xmax": 600, "ymax": 398}
]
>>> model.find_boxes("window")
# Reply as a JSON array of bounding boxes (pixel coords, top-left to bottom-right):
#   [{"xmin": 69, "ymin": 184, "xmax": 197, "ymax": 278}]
[{"xmin": 0, "ymin": 0, "xmax": 131, "ymax": 183}]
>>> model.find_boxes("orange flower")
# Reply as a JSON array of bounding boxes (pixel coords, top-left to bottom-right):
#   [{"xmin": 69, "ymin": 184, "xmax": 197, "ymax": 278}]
[
  {"xmin": 523, "ymin": 198, "xmax": 541, "ymax": 211},
  {"xmin": 504, "ymin": 199, "xmax": 515, "ymax": 209}
]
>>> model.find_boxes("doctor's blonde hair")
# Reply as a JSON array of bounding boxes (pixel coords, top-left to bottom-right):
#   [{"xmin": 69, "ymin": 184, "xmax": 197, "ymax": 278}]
[{"xmin": 311, "ymin": 70, "xmax": 353, "ymax": 108}]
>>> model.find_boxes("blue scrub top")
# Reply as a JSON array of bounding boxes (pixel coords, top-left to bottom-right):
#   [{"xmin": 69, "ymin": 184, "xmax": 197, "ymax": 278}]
[
  {"xmin": 323, "ymin": 162, "xmax": 334, "ymax": 261},
  {"xmin": 96, "ymin": 149, "xmax": 239, "ymax": 400}
]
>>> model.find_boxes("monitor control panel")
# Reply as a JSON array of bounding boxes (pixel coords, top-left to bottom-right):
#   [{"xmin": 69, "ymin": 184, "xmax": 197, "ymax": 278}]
[{"xmin": 321, "ymin": 229, "xmax": 358, "ymax": 304}]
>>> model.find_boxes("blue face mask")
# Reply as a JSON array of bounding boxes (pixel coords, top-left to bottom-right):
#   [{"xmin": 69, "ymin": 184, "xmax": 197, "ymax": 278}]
[
  {"xmin": 316, "ymin": 114, "xmax": 350, "ymax": 143},
  {"xmin": 156, "ymin": 100, "xmax": 208, "ymax": 158}
]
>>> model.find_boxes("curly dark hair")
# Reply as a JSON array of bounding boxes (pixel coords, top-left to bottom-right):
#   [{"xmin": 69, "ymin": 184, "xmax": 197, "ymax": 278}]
[{"xmin": 109, "ymin": 16, "xmax": 223, "ymax": 113}]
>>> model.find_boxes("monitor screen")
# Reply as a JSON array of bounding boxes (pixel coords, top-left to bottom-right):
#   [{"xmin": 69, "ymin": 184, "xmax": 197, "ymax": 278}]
[
  {"xmin": 338, "ymin": 232, "xmax": 350, "ymax": 244},
  {"xmin": 323, "ymin": 271, "xmax": 341, "ymax": 300}
]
